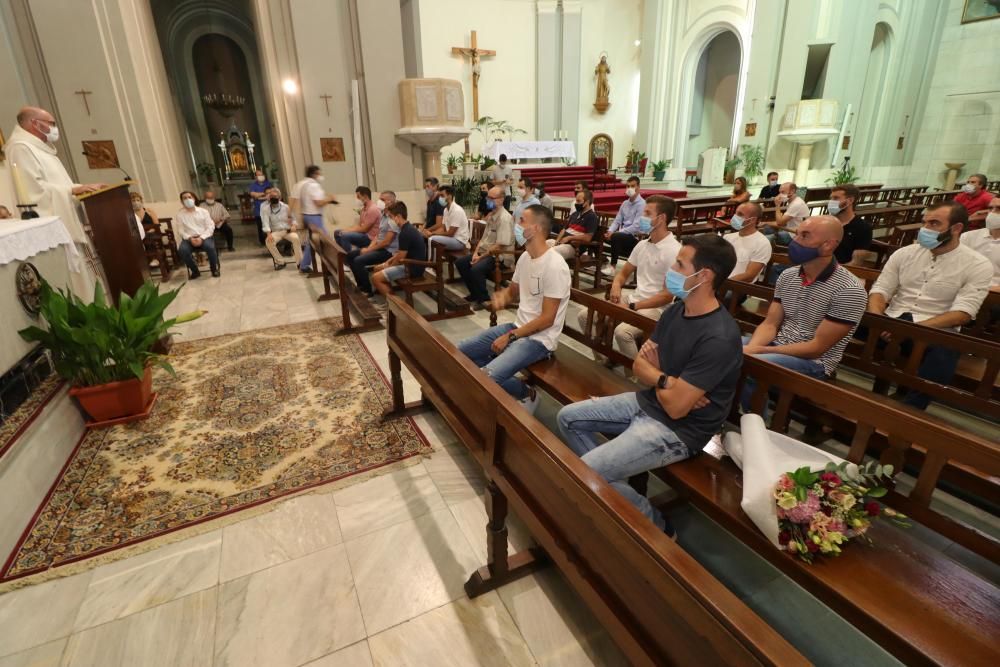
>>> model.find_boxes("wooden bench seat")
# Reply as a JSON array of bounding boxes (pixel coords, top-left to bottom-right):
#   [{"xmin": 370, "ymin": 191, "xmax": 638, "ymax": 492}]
[{"xmin": 314, "ymin": 230, "xmax": 383, "ymax": 334}]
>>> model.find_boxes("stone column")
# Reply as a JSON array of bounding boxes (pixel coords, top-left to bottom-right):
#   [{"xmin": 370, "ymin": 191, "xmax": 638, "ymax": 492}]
[
  {"xmin": 560, "ymin": 1, "xmax": 583, "ymax": 154},
  {"xmin": 535, "ymin": 0, "xmax": 560, "ymax": 142}
]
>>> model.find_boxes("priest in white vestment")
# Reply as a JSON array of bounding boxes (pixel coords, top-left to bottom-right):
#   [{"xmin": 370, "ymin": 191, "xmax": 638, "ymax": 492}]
[{"xmin": 6, "ymin": 106, "xmax": 106, "ymax": 298}]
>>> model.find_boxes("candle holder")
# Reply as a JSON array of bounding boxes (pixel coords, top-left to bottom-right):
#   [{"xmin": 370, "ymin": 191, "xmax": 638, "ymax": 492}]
[{"xmin": 17, "ymin": 204, "xmax": 40, "ymax": 220}]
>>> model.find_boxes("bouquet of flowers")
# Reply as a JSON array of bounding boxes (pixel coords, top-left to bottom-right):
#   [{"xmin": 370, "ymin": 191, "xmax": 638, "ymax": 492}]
[{"xmin": 774, "ymin": 461, "xmax": 909, "ymax": 563}]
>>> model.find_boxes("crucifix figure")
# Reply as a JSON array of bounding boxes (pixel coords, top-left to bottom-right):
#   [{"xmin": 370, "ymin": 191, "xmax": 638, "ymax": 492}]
[
  {"xmin": 319, "ymin": 94, "xmax": 332, "ymax": 117},
  {"xmin": 451, "ymin": 30, "xmax": 495, "ymax": 121},
  {"xmin": 75, "ymin": 89, "xmax": 93, "ymax": 116}
]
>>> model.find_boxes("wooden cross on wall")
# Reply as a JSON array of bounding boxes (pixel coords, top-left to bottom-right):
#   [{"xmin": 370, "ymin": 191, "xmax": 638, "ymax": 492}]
[
  {"xmin": 75, "ymin": 89, "xmax": 93, "ymax": 116},
  {"xmin": 319, "ymin": 94, "xmax": 332, "ymax": 117},
  {"xmin": 451, "ymin": 30, "xmax": 495, "ymax": 122}
]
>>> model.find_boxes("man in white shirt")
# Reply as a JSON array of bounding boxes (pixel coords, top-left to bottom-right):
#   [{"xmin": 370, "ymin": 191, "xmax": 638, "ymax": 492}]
[
  {"xmin": 423, "ymin": 185, "xmax": 470, "ymax": 251},
  {"xmin": 578, "ymin": 195, "xmax": 679, "ymax": 363},
  {"xmin": 261, "ymin": 187, "xmax": 301, "ymax": 270},
  {"xmin": 298, "ymin": 165, "xmax": 339, "ymax": 273},
  {"xmin": 723, "ymin": 202, "xmax": 772, "ymax": 283},
  {"xmin": 765, "ymin": 181, "xmax": 809, "ymax": 245},
  {"xmin": 175, "ymin": 190, "xmax": 220, "ymax": 278},
  {"xmin": 457, "ymin": 205, "xmax": 570, "ymax": 413},
  {"xmin": 200, "ymin": 190, "xmax": 233, "ymax": 251},
  {"xmin": 489, "ymin": 153, "xmax": 514, "ymax": 210},
  {"xmin": 960, "ymin": 195, "xmax": 1000, "ymax": 290},
  {"xmin": 868, "ymin": 201, "xmax": 992, "ymax": 408}
]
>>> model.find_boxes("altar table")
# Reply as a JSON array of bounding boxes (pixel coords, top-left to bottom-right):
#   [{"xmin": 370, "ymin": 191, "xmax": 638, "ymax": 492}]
[{"xmin": 484, "ymin": 141, "xmax": 576, "ymax": 161}]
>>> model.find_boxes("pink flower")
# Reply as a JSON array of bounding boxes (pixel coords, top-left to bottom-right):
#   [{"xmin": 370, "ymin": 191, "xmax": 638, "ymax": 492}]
[
  {"xmin": 785, "ymin": 491, "xmax": 821, "ymax": 523},
  {"xmin": 777, "ymin": 474, "xmax": 795, "ymax": 491},
  {"xmin": 820, "ymin": 472, "xmax": 842, "ymax": 487}
]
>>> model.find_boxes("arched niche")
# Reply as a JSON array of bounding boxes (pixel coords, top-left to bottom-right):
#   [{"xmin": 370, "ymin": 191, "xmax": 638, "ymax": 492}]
[
  {"xmin": 679, "ymin": 29, "xmax": 743, "ymax": 169},
  {"xmin": 588, "ymin": 134, "xmax": 613, "ymax": 167}
]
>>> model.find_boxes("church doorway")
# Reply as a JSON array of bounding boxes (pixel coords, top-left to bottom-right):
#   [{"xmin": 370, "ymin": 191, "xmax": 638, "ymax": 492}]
[{"xmin": 683, "ymin": 30, "xmax": 741, "ymax": 169}]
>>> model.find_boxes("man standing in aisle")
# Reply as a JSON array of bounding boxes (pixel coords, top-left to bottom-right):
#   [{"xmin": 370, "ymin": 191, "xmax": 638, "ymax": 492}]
[
  {"xmin": 6, "ymin": 106, "xmax": 106, "ymax": 297},
  {"xmin": 249, "ymin": 168, "xmax": 272, "ymax": 245},
  {"xmin": 200, "ymin": 190, "xmax": 234, "ymax": 252},
  {"xmin": 298, "ymin": 165, "xmax": 339, "ymax": 273}
]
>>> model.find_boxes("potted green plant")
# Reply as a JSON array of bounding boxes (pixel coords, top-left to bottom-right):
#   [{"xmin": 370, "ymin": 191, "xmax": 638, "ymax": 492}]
[
  {"xmin": 827, "ymin": 156, "xmax": 859, "ymax": 185},
  {"xmin": 637, "ymin": 152, "xmax": 648, "ymax": 175},
  {"xmin": 724, "ymin": 152, "xmax": 742, "ymax": 184},
  {"xmin": 650, "ymin": 159, "xmax": 669, "ymax": 181},
  {"xmin": 264, "ymin": 160, "xmax": 279, "ymax": 181},
  {"xmin": 18, "ymin": 281, "xmax": 204, "ymax": 424},
  {"xmin": 445, "ymin": 153, "xmax": 460, "ymax": 174},
  {"xmin": 624, "ymin": 148, "xmax": 639, "ymax": 172},
  {"xmin": 195, "ymin": 161, "xmax": 216, "ymax": 184},
  {"xmin": 738, "ymin": 144, "xmax": 765, "ymax": 184}
]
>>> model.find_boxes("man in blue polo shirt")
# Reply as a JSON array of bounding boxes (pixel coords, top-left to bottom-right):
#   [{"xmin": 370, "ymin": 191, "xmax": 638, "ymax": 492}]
[
  {"xmin": 249, "ymin": 168, "xmax": 272, "ymax": 245},
  {"xmin": 372, "ymin": 201, "xmax": 428, "ymax": 299},
  {"xmin": 604, "ymin": 176, "xmax": 646, "ymax": 275}
]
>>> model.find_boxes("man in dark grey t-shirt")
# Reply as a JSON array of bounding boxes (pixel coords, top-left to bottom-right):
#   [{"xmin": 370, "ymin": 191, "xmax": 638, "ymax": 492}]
[{"xmin": 557, "ymin": 235, "xmax": 741, "ymax": 536}]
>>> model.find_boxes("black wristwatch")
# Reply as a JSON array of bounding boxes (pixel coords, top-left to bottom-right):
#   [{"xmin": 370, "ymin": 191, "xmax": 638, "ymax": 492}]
[
  {"xmin": 628, "ymin": 302, "xmax": 637, "ymax": 311},
  {"xmin": 507, "ymin": 332, "xmax": 518, "ymax": 344},
  {"xmin": 656, "ymin": 374, "xmax": 668, "ymax": 389}
]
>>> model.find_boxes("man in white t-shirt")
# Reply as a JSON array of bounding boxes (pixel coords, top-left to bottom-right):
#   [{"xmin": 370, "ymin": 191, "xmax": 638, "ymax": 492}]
[
  {"xmin": 424, "ymin": 184, "xmax": 470, "ymax": 251},
  {"xmin": 457, "ymin": 205, "xmax": 570, "ymax": 413},
  {"xmin": 960, "ymin": 195, "xmax": 1000, "ymax": 289},
  {"xmin": 297, "ymin": 165, "xmax": 339, "ymax": 273},
  {"xmin": 489, "ymin": 153, "xmax": 515, "ymax": 210},
  {"xmin": 765, "ymin": 181, "xmax": 809, "ymax": 245},
  {"xmin": 577, "ymin": 195, "xmax": 679, "ymax": 363},
  {"xmin": 723, "ymin": 202, "xmax": 772, "ymax": 283}
]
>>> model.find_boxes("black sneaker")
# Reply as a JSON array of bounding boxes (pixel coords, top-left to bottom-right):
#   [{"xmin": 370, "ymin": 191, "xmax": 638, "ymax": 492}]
[
  {"xmin": 211, "ymin": 268, "xmax": 221, "ymax": 277},
  {"xmin": 189, "ymin": 271, "xmax": 201, "ymax": 280},
  {"xmin": 662, "ymin": 516, "xmax": 677, "ymax": 541},
  {"xmin": 227, "ymin": 246, "xmax": 235, "ymax": 252},
  {"xmin": 274, "ymin": 262, "xmax": 286, "ymax": 271},
  {"xmin": 464, "ymin": 295, "xmax": 477, "ymax": 302}
]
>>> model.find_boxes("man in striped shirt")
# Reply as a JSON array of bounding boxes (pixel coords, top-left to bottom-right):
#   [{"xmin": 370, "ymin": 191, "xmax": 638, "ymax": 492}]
[{"xmin": 742, "ymin": 216, "xmax": 867, "ymax": 382}]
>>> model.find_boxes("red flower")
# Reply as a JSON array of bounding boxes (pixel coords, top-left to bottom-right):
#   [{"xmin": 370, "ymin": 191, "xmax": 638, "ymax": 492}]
[
  {"xmin": 865, "ymin": 501, "xmax": 881, "ymax": 517},
  {"xmin": 820, "ymin": 472, "xmax": 842, "ymax": 487},
  {"xmin": 778, "ymin": 531, "xmax": 791, "ymax": 545},
  {"xmin": 806, "ymin": 541, "xmax": 819, "ymax": 553}
]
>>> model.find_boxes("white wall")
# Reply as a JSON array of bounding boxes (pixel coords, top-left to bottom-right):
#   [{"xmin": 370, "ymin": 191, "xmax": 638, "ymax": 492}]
[
  {"xmin": 576, "ymin": 0, "xmax": 642, "ymax": 168},
  {"xmin": 417, "ymin": 0, "xmax": 538, "ymax": 158},
  {"xmin": 907, "ymin": 0, "xmax": 1000, "ymax": 189}
]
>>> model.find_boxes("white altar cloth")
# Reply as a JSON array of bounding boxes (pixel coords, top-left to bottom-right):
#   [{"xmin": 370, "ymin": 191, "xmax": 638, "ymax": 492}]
[
  {"xmin": 0, "ymin": 216, "xmax": 78, "ymax": 266},
  {"xmin": 484, "ymin": 141, "xmax": 576, "ymax": 161}
]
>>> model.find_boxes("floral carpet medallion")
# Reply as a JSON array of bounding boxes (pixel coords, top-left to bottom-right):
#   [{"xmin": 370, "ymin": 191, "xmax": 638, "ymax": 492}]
[{"xmin": 1, "ymin": 318, "xmax": 431, "ymax": 584}]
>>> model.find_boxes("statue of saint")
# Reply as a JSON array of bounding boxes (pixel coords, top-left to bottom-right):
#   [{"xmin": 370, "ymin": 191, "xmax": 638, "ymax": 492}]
[{"xmin": 594, "ymin": 55, "xmax": 611, "ymax": 113}]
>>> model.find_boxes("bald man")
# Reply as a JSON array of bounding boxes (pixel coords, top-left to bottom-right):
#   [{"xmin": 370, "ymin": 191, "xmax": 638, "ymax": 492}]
[
  {"xmin": 456, "ymin": 185, "xmax": 515, "ymax": 307},
  {"xmin": 742, "ymin": 216, "xmax": 868, "ymax": 385},
  {"xmin": 6, "ymin": 106, "xmax": 106, "ymax": 297}
]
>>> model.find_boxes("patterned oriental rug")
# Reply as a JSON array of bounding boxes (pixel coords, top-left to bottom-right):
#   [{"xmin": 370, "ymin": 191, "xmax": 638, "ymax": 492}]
[{"xmin": 1, "ymin": 318, "xmax": 431, "ymax": 587}]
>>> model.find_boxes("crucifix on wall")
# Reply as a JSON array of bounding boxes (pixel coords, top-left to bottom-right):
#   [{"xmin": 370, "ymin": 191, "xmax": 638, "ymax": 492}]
[
  {"xmin": 451, "ymin": 30, "xmax": 495, "ymax": 122},
  {"xmin": 319, "ymin": 94, "xmax": 332, "ymax": 117},
  {"xmin": 75, "ymin": 89, "xmax": 93, "ymax": 116}
]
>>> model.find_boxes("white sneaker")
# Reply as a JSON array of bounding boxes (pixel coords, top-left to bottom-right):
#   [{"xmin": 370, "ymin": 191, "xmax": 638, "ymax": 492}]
[
  {"xmin": 519, "ymin": 387, "xmax": 541, "ymax": 415},
  {"xmin": 601, "ymin": 265, "xmax": 616, "ymax": 276}
]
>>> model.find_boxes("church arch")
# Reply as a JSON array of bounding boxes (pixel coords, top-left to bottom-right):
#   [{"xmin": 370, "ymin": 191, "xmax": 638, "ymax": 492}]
[
  {"xmin": 588, "ymin": 133, "xmax": 613, "ymax": 168},
  {"xmin": 855, "ymin": 22, "xmax": 894, "ymax": 168}
]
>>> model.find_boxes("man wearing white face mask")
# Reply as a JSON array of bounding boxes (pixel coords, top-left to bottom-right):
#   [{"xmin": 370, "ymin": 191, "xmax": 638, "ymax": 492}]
[
  {"xmin": 954, "ymin": 174, "xmax": 992, "ymax": 226},
  {"xmin": 960, "ymin": 196, "xmax": 1000, "ymax": 291},
  {"xmin": 604, "ymin": 176, "xmax": 646, "ymax": 276},
  {"xmin": 298, "ymin": 165, "xmax": 339, "ymax": 273},
  {"xmin": 175, "ymin": 190, "xmax": 220, "ymax": 279},
  {"xmin": 577, "ymin": 195, "xmax": 679, "ymax": 364},
  {"xmin": 765, "ymin": 181, "xmax": 809, "ymax": 245},
  {"xmin": 7, "ymin": 106, "xmax": 107, "ymax": 298},
  {"xmin": 511, "ymin": 177, "xmax": 540, "ymax": 231}
]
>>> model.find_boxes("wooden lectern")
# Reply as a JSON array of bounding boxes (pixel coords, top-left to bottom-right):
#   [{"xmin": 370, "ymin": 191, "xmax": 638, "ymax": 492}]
[{"xmin": 77, "ymin": 182, "xmax": 150, "ymax": 303}]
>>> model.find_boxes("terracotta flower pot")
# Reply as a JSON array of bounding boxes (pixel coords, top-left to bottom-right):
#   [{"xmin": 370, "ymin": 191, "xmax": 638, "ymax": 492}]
[{"xmin": 69, "ymin": 367, "xmax": 153, "ymax": 422}]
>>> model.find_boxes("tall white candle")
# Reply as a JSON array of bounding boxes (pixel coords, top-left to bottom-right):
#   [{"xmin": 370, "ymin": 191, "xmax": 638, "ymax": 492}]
[{"xmin": 10, "ymin": 162, "xmax": 28, "ymax": 205}]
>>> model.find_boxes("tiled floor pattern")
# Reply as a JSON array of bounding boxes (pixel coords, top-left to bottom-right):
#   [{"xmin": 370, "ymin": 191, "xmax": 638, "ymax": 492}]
[{"xmin": 1, "ymin": 223, "xmax": 989, "ymax": 666}]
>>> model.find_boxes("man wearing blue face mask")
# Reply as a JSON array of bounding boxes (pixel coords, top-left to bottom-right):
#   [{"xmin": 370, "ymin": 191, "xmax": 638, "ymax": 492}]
[
  {"xmin": 456, "ymin": 186, "xmax": 514, "ymax": 308},
  {"xmin": 576, "ymin": 196, "xmax": 680, "ymax": 364},
  {"xmin": 557, "ymin": 234, "xmax": 741, "ymax": 537},
  {"xmin": 723, "ymin": 202, "xmax": 771, "ymax": 284},
  {"xmin": 742, "ymin": 216, "xmax": 867, "ymax": 389},
  {"xmin": 604, "ymin": 176, "xmax": 646, "ymax": 276},
  {"xmin": 867, "ymin": 201, "xmax": 991, "ymax": 409}
]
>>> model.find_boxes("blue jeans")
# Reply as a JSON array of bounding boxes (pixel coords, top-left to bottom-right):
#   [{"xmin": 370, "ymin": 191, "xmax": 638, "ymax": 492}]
[
  {"xmin": 740, "ymin": 334, "xmax": 827, "ymax": 412},
  {"xmin": 763, "ymin": 228, "xmax": 792, "ymax": 245},
  {"xmin": 457, "ymin": 323, "xmax": 551, "ymax": 399},
  {"xmin": 300, "ymin": 214, "xmax": 325, "ymax": 270},
  {"xmin": 337, "ymin": 230, "xmax": 371, "ymax": 253},
  {"xmin": 178, "ymin": 237, "xmax": 218, "ymax": 274},
  {"xmin": 557, "ymin": 393, "xmax": 691, "ymax": 530},
  {"xmin": 429, "ymin": 234, "xmax": 467, "ymax": 252}
]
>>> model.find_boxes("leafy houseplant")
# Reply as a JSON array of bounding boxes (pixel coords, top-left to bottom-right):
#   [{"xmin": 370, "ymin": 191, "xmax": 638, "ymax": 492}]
[
  {"xmin": 19, "ymin": 281, "xmax": 203, "ymax": 423},
  {"xmin": 739, "ymin": 144, "xmax": 765, "ymax": 183},
  {"xmin": 195, "ymin": 161, "xmax": 217, "ymax": 184},
  {"xmin": 827, "ymin": 157, "xmax": 859, "ymax": 185},
  {"xmin": 650, "ymin": 159, "xmax": 669, "ymax": 181},
  {"xmin": 451, "ymin": 175, "xmax": 491, "ymax": 210},
  {"xmin": 264, "ymin": 160, "xmax": 279, "ymax": 181},
  {"xmin": 724, "ymin": 152, "xmax": 741, "ymax": 184},
  {"xmin": 445, "ymin": 154, "xmax": 460, "ymax": 174}
]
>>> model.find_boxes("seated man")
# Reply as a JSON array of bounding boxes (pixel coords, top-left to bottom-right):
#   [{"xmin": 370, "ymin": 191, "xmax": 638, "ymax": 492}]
[
  {"xmin": 423, "ymin": 177, "xmax": 444, "ymax": 227},
  {"xmin": 350, "ymin": 191, "xmax": 397, "ymax": 296},
  {"xmin": 764, "ymin": 181, "xmax": 809, "ymax": 245},
  {"xmin": 371, "ymin": 201, "xmax": 427, "ymax": 299},
  {"xmin": 758, "ymin": 171, "xmax": 780, "ymax": 200},
  {"xmin": 261, "ymin": 187, "xmax": 301, "ymax": 271},
  {"xmin": 557, "ymin": 234, "xmax": 742, "ymax": 535},
  {"xmin": 423, "ymin": 184, "xmax": 470, "ymax": 252},
  {"xmin": 547, "ymin": 188, "xmax": 598, "ymax": 262},
  {"xmin": 456, "ymin": 186, "xmax": 514, "ymax": 309},
  {"xmin": 199, "ymin": 189, "xmax": 233, "ymax": 251},
  {"xmin": 743, "ymin": 216, "xmax": 867, "ymax": 382},
  {"xmin": 511, "ymin": 177, "xmax": 540, "ymax": 231},
  {"xmin": 457, "ymin": 205, "xmax": 570, "ymax": 413},
  {"xmin": 827, "ymin": 184, "xmax": 871, "ymax": 266},
  {"xmin": 723, "ymin": 202, "xmax": 772, "ymax": 283},
  {"xmin": 335, "ymin": 185, "xmax": 380, "ymax": 253},
  {"xmin": 577, "ymin": 195, "xmax": 679, "ymax": 363},
  {"xmin": 960, "ymin": 195, "xmax": 1000, "ymax": 291},
  {"xmin": 868, "ymin": 201, "xmax": 992, "ymax": 409},
  {"xmin": 604, "ymin": 176, "xmax": 646, "ymax": 276},
  {"xmin": 955, "ymin": 173, "xmax": 993, "ymax": 227},
  {"xmin": 175, "ymin": 190, "xmax": 220, "ymax": 279}
]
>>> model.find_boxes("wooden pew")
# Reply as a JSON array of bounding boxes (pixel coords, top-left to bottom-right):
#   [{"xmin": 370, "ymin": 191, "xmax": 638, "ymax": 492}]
[
  {"xmin": 512, "ymin": 290, "xmax": 1000, "ymax": 666},
  {"xmin": 910, "ymin": 190, "xmax": 961, "ymax": 207},
  {"xmin": 383, "ymin": 296, "xmax": 807, "ymax": 667},
  {"xmin": 392, "ymin": 241, "xmax": 473, "ymax": 321},
  {"xmin": 314, "ymin": 230, "xmax": 383, "ymax": 334}
]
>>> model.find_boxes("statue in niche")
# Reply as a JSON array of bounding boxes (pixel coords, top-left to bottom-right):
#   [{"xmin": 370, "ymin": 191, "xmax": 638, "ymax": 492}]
[{"xmin": 594, "ymin": 54, "xmax": 611, "ymax": 114}]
